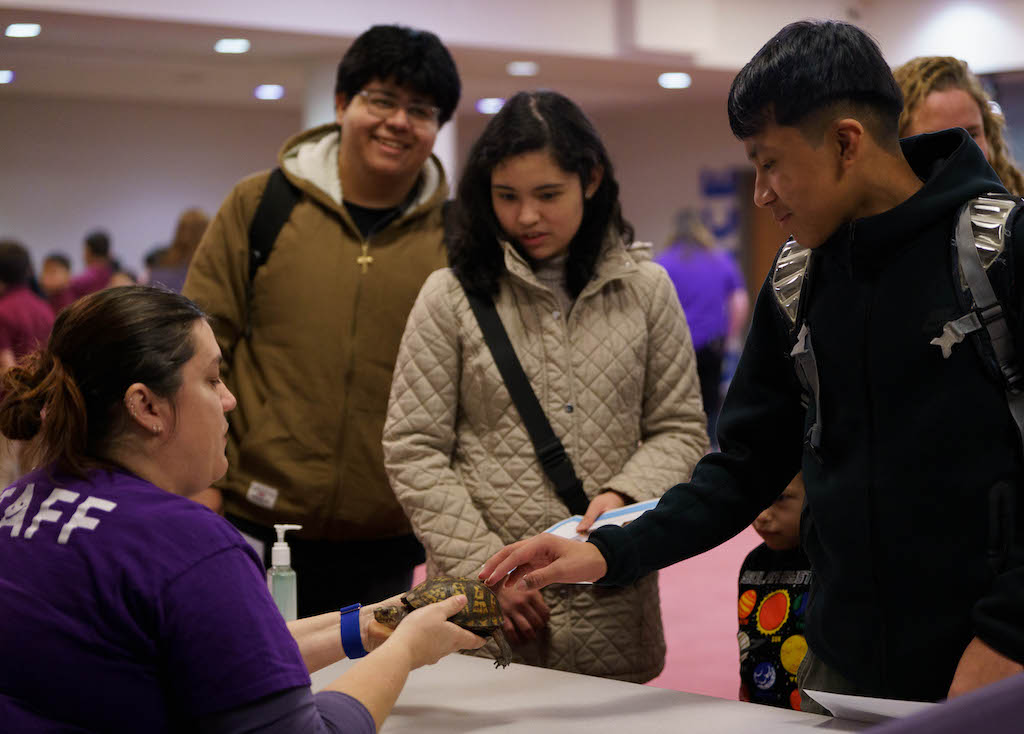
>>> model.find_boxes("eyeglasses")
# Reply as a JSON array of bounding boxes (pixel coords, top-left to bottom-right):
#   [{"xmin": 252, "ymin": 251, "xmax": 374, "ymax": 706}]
[{"xmin": 356, "ymin": 90, "xmax": 441, "ymax": 127}]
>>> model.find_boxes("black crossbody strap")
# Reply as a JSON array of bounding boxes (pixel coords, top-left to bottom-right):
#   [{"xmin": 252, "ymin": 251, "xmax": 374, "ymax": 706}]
[{"xmin": 465, "ymin": 290, "xmax": 590, "ymax": 516}]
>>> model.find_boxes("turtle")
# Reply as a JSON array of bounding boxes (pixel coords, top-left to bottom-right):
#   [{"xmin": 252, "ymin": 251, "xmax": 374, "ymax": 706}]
[{"xmin": 373, "ymin": 575, "xmax": 512, "ymax": 668}]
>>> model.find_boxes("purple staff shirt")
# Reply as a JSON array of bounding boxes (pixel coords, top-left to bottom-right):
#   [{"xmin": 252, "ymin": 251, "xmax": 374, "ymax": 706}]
[{"xmin": 0, "ymin": 466, "xmax": 312, "ymax": 732}]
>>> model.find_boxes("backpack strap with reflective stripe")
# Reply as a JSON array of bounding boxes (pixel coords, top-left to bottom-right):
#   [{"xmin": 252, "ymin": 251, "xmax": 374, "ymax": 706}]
[
  {"xmin": 950, "ymin": 195, "xmax": 1024, "ymax": 456},
  {"xmin": 771, "ymin": 237, "xmax": 813, "ymax": 328},
  {"xmin": 770, "ymin": 237, "xmax": 823, "ymax": 457}
]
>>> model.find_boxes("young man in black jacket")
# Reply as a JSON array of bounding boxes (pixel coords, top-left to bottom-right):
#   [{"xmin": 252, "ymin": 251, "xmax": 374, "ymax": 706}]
[{"xmin": 482, "ymin": 20, "xmax": 1024, "ymax": 710}]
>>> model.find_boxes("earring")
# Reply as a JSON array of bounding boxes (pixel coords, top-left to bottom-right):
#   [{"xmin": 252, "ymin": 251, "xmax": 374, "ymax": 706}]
[{"xmin": 152, "ymin": 425, "xmax": 161, "ymax": 434}]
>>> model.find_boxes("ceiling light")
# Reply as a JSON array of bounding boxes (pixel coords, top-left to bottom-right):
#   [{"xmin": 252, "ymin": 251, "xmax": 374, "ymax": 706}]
[
  {"xmin": 0, "ymin": 70, "xmax": 13, "ymax": 84},
  {"xmin": 506, "ymin": 61, "xmax": 539, "ymax": 77},
  {"xmin": 5, "ymin": 23, "xmax": 41, "ymax": 38},
  {"xmin": 215, "ymin": 38, "xmax": 251, "ymax": 54},
  {"xmin": 658, "ymin": 72, "xmax": 692, "ymax": 90},
  {"xmin": 254, "ymin": 84, "xmax": 285, "ymax": 100},
  {"xmin": 476, "ymin": 98, "xmax": 505, "ymax": 115}
]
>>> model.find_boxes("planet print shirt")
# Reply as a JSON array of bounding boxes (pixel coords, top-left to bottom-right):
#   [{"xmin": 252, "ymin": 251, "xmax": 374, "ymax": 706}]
[{"xmin": 737, "ymin": 543, "xmax": 812, "ymax": 710}]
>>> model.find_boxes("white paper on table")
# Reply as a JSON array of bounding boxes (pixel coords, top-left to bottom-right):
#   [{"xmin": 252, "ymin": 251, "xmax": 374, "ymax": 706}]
[{"xmin": 802, "ymin": 689, "xmax": 938, "ymax": 724}]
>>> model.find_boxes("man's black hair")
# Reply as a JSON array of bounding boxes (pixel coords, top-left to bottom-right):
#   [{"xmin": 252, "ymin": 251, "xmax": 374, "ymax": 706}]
[
  {"xmin": 335, "ymin": 25, "xmax": 461, "ymax": 124},
  {"xmin": 0, "ymin": 240, "xmax": 32, "ymax": 287},
  {"xmin": 43, "ymin": 252, "xmax": 71, "ymax": 270},
  {"xmin": 84, "ymin": 230, "xmax": 111, "ymax": 258},
  {"xmin": 728, "ymin": 20, "xmax": 903, "ymax": 142}
]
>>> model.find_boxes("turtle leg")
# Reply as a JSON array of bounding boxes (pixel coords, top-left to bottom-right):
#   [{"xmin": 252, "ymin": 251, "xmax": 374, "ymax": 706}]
[{"xmin": 491, "ymin": 629, "xmax": 512, "ymax": 668}]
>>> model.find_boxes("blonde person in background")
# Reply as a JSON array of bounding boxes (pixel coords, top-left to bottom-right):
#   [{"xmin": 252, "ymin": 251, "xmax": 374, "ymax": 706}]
[
  {"xmin": 383, "ymin": 90, "xmax": 708, "ymax": 682},
  {"xmin": 146, "ymin": 207, "xmax": 210, "ymax": 293},
  {"xmin": 894, "ymin": 56, "xmax": 1024, "ymax": 197}
]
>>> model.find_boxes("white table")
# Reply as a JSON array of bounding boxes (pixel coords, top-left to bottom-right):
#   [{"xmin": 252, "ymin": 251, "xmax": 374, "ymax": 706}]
[{"xmin": 311, "ymin": 653, "xmax": 869, "ymax": 733}]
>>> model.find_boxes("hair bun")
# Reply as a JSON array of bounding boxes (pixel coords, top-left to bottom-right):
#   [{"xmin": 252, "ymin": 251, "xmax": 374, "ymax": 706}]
[{"xmin": 0, "ymin": 351, "xmax": 62, "ymax": 441}]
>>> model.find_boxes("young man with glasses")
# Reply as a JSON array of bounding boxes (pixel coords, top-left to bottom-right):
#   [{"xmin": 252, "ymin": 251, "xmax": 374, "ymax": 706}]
[{"xmin": 184, "ymin": 25, "xmax": 460, "ymax": 616}]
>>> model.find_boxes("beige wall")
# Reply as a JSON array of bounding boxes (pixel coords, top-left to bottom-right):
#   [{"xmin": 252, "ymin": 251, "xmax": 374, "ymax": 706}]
[
  {"xmin": 1, "ymin": 94, "xmax": 301, "ymax": 273},
  {"xmin": 1, "ymin": 92, "xmax": 751, "ymax": 277}
]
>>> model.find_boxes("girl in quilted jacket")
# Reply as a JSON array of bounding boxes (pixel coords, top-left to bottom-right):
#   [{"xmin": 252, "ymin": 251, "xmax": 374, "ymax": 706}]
[{"xmin": 383, "ymin": 90, "xmax": 708, "ymax": 682}]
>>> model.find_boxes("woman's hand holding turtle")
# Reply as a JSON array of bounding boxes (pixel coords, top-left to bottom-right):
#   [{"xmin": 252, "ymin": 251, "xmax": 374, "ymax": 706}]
[
  {"xmin": 388, "ymin": 595, "xmax": 486, "ymax": 669},
  {"xmin": 494, "ymin": 583, "xmax": 550, "ymax": 645}
]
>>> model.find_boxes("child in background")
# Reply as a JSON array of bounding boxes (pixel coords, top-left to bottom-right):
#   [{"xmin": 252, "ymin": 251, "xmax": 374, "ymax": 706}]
[
  {"xmin": 39, "ymin": 253, "xmax": 71, "ymax": 310},
  {"xmin": 738, "ymin": 473, "xmax": 811, "ymax": 710}
]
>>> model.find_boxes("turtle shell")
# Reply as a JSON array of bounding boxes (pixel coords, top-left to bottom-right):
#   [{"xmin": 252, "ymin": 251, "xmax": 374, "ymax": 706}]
[{"xmin": 403, "ymin": 575, "xmax": 505, "ymax": 632}]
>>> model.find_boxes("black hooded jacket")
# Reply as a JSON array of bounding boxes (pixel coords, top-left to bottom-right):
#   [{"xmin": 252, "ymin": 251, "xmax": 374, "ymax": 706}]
[{"xmin": 591, "ymin": 128, "xmax": 1024, "ymax": 701}]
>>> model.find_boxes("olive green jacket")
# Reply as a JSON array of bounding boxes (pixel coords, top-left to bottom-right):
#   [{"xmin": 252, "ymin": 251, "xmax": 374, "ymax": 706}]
[{"xmin": 184, "ymin": 123, "xmax": 448, "ymax": 541}]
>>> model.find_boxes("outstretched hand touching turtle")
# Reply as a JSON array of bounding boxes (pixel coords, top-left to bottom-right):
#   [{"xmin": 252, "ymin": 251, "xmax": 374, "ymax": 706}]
[{"xmin": 480, "ymin": 535, "xmax": 609, "ymax": 591}]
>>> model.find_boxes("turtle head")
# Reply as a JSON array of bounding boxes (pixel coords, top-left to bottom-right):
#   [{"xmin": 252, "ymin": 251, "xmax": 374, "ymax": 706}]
[{"xmin": 372, "ymin": 605, "xmax": 408, "ymax": 629}]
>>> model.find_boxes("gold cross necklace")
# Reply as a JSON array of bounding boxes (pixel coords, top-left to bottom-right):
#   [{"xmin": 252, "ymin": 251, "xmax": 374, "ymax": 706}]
[{"xmin": 357, "ymin": 243, "xmax": 374, "ymax": 273}]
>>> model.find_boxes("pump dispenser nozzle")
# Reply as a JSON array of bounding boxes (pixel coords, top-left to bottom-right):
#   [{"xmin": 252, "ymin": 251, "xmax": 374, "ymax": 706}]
[{"xmin": 271, "ymin": 523, "xmax": 302, "ymax": 568}]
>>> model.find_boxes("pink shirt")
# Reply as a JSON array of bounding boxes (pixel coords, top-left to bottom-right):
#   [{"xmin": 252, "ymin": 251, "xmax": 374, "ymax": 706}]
[{"xmin": 50, "ymin": 262, "xmax": 113, "ymax": 312}]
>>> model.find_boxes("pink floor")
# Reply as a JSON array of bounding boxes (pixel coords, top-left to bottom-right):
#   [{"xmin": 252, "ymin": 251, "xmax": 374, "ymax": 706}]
[{"xmin": 414, "ymin": 525, "xmax": 761, "ymax": 699}]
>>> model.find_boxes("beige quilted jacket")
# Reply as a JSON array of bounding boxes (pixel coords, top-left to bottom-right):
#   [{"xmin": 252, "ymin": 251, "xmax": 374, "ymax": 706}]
[{"xmin": 383, "ymin": 237, "xmax": 708, "ymax": 682}]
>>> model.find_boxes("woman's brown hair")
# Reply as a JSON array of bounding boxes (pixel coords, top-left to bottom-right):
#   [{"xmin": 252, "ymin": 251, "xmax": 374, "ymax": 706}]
[
  {"xmin": 160, "ymin": 207, "xmax": 210, "ymax": 267},
  {"xmin": 0, "ymin": 286, "xmax": 205, "ymax": 477},
  {"xmin": 894, "ymin": 56, "xmax": 1024, "ymax": 197}
]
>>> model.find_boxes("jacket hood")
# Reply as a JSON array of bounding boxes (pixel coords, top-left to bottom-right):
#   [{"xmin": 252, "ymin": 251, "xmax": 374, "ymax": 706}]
[
  {"xmin": 816, "ymin": 128, "xmax": 1006, "ymax": 268},
  {"xmin": 856, "ymin": 128, "xmax": 1005, "ymax": 245},
  {"xmin": 277, "ymin": 123, "xmax": 446, "ymax": 217},
  {"xmin": 901, "ymin": 127, "xmax": 1006, "ymax": 210}
]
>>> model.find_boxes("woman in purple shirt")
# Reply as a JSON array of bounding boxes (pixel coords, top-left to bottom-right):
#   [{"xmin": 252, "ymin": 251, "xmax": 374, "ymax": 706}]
[
  {"xmin": 0, "ymin": 286, "xmax": 482, "ymax": 733},
  {"xmin": 655, "ymin": 209, "xmax": 749, "ymax": 445}
]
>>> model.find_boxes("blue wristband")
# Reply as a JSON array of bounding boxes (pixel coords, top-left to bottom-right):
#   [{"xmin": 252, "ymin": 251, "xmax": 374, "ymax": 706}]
[{"xmin": 339, "ymin": 603, "xmax": 368, "ymax": 659}]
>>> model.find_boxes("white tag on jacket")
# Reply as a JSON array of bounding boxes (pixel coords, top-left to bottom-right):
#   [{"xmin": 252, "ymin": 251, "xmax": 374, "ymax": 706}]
[{"xmin": 246, "ymin": 481, "xmax": 279, "ymax": 510}]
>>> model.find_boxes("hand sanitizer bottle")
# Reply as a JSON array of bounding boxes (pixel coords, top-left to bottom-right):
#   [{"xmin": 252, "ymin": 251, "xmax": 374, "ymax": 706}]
[{"xmin": 268, "ymin": 524, "xmax": 302, "ymax": 621}]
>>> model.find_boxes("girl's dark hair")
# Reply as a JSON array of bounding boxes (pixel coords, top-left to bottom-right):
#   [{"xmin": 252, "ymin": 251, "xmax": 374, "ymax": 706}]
[
  {"xmin": 0, "ymin": 286, "xmax": 205, "ymax": 477},
  {"xmin": 448, "ymin": 90, "xmax": 633, "ymax": 298}
]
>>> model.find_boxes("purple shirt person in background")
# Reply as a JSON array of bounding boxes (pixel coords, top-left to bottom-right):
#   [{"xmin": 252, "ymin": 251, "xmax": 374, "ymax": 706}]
[
  {"xmin": 0, "ymin": 239, "xmax": 54, "ymax": 370},
  {"xmin": 49, "ymin": 229, "xmax": 115, "ymax": 313},
  {"xmin": 655, "ymin": 209, "xmax": 749, "ymax": 446},
  {"xmin": 0, "ymin": 285, "xmax": 54, "ymax": 363}
]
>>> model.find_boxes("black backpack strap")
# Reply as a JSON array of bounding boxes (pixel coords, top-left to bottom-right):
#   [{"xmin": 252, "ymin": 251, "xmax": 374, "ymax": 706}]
[
  {"xmin": 464, "ymin": 290, "xmax": 590, "ymax": 516},
  {"xmin": 248, "ymin": 167, "xmax": 300, "ymax": 282}
]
